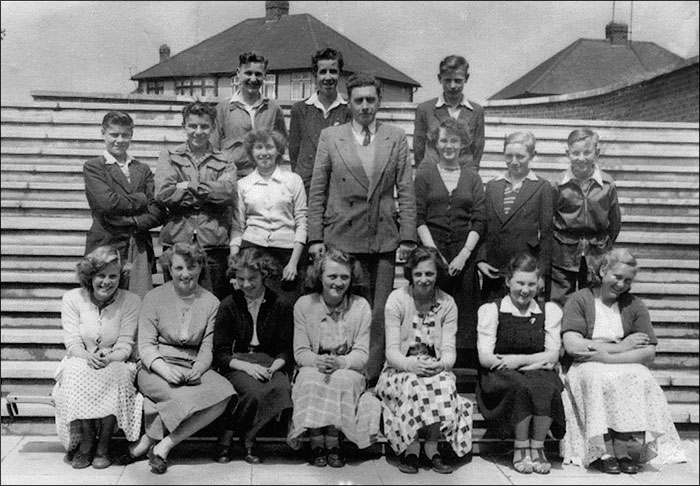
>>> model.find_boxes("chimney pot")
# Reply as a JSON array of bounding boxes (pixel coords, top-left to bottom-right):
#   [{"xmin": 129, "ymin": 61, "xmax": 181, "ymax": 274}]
[
  {"xmin": 159, "ymin": 44, "xmax": 171, "ymax": 62},
  {"xmin": 605, "ymin": 22, "xmax": 629, "ymax": 45},
  {"xmin": 265, "ymin": 0, "xmax": 289, "ymax": 22}
]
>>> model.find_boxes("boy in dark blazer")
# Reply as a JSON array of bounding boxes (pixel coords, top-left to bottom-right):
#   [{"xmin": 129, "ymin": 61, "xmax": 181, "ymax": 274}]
[
  {"xmin": 288, "ymin": 47, "xmax": 351, "ymax": 196},
  {"xmin": 413, "ymin": 55, "xmax": 484, "ymax": 170},
  {"xmin": 83, "ymin": 111, "xmax": 165, "ymax": 298}
]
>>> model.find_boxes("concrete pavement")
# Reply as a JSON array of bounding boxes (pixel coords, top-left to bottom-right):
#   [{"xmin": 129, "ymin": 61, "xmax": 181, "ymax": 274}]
[{"xmin": 1, "ymin": 434, "xmax": 697, "ymax": 485}]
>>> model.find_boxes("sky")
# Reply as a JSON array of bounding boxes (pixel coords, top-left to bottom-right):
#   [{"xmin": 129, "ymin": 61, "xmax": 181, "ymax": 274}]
[{"xmin": 1, "ymin": 1, "xmax": 698, "ymax": 104}]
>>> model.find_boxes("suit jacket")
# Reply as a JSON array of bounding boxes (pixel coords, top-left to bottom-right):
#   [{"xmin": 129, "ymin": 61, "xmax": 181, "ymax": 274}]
[
  {"xmin": 413, "ymin": 97, "xmax": 485, "ymax": 170},
  {"xmin": 476, "ymin": 174, "xmax": 553, "ymax": 276},
  {"xmin": 83, "ymin": 156, "xmax": 165, "ymax": 267},
  {"xmin": 212, "ymin": 287, "xmax": 294, "ymax": 375},
  {"xmin": 307, "ymin": 122, "xmax": 417, "ymax": 254},
  {"xmin": 288, "ymin": 100, "xmax": 351, "ymax": 191}
]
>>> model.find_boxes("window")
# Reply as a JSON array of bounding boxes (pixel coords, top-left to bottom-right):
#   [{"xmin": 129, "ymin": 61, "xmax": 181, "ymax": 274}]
[
  {"xmin": 231, "ymin": 74, "xmax": 277, "ymax": 99},
  {"xmin": 291, "ymin": 72, "xmax": 314, "ymax": 100},
  {"xmin": 146, "ymin": 80, "xmax": 164, "ymax": 95},
  {"xmin": 175, "ymin": 77, "xmax": 218, "ymax": 97}
]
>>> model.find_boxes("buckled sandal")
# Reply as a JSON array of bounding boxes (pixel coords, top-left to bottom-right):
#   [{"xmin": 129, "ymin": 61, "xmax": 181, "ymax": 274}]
[
  {"xmin": 513, "ymin": 447, "xmax": 533, "ymax": 474},
  {"xmin": 530, "ymin": 447, "xmax": 551, "ymax": 474}
]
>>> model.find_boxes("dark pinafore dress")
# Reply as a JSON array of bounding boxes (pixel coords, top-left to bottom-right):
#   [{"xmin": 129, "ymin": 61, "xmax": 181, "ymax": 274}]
[{"xmin": 476, "ymin": 299, "xmax": 566, "ymax": 439}]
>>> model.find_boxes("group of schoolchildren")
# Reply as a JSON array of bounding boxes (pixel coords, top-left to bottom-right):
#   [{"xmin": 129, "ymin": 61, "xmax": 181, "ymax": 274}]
[{"xmin": 52, "ymin": 47, "xmax": 686, "ymax": 477}]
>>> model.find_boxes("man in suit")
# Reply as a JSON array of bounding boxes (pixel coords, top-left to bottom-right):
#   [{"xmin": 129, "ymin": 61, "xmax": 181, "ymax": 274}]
[
  {"xmin": 307, "ymin": 72, "xmax": 417, "ymax": 381},
  {"xmin": 413, "ymin": 55, "xmax": 484, "ymax": 170},
  {"xmin": 83, "ymin": 111, "xmax": 165, "ymax": 298},
  {"xmin": 289, "ymin": 47, "xmax": 351, "ymax": 196}
]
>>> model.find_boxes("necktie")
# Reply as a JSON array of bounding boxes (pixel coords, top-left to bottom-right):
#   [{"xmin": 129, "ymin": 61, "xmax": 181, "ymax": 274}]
[{"xmin": 362, "ymin": 126, "xmax": 371, "ymax": 146}]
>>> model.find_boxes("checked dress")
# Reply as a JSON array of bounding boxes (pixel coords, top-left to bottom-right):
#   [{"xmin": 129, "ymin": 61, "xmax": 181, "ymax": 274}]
[{"xmin": 375, "ymin": 304, "xmax": 473, "ymax": 456}]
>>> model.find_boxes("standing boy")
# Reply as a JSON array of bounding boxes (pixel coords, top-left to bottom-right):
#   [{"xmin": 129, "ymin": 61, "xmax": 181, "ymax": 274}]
[
  {"xmin": 551, "ymin": 128, "xmax": 621, "ymax": 306},
  {"xmin": 210, "ymin": 52, "xmax": 288, "ymax": 179},
  {"xmin": 155, "ymin": 102, "xmax": 237, "ymax": 300},
  {"xmin": 83, "ymin": 111, "xmax": 165, "ymax": 298},
  {"xmin": 413, "ymin": 55, "xmax": 484, "ymax": 170},
  {"xmin": 288, "ymin": 47, "xmax": 351, "ymax": 195}
]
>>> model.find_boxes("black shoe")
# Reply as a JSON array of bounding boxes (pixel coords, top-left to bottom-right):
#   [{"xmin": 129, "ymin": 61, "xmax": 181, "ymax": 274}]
[
  {"xmin": 71, "ymin": 450, "xmax": 92, "ymax": 469},
  {"xmin": 430, "ymin": 454, "xmax": 453, "ymax": 474},
  {"xmin": 327, "ymin": 446, "xmax": 345, "ymax": 468},
  {"xmin": 244, "ymin": 446, "xmax": 262, "ymax": 465},
  {"xmin": 398, "ymin": 453, "xmax": 419, "ymax": 474},
  {"xmin": 311, "ymin": 446, "xmax": 327, "ymax": 467},
  {"xmin": 618, "ymin": 457, "xmax": 638, "ymax": 474},
  {"xmin": 592, "ymin": 456, "xmax": 621, "ymax": 474},
  {"xmin": 147, "ymin": 445, "xmax": 168, "ymax": 474},
  {"xmin": 213, "ymin": 444, "xmax": 232, "ymax": 463}
]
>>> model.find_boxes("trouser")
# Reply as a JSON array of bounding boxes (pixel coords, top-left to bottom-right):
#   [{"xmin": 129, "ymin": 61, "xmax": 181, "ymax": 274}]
[
  {"xmin": 353, "ymin": 251, "xmax": 396, "ymax": 382},
  {"xmin": 550, "ymin": 257, "xmax": 589, "ymax": 308}
]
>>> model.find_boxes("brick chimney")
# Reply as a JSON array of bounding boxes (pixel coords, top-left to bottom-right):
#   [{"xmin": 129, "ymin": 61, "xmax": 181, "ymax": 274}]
[
  {"xmin": 265, "ymin": 0, "xmax": 289, "ymax": 22},
  {"xmin": 159, "ymin": 44, "xmax": 171, "ymax": 63},
  {"xmin": 605, "ymin": 22, "xmax": 629, "ymax": 45}
]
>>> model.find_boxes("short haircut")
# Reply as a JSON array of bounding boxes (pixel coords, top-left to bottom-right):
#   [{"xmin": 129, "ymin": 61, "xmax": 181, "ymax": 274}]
[
  {"xmin": 160, "ymin": 242, "xmax": 207, "ymax": 272},
  {"xmin": 312, "ymin": 47, "xmax": 344, "ymax": 73},
  {"xmin": 76, "ymin": 245, "xmax": 127, "ymax": 290},
  {"xmin": 589, "ymin": 247, "xmax": 638, "ymax": 287},
  {"xmin": 504, "ymin": 131, "xmax": 537, "ymax": 155},
  {"xmin": 567, "ymin": 128, "xmax": 600, "ymax": 147},
  {"xmin": 346, "ymin": 72, "xmax": 382, "ymax": 99},
  {"xmin": 182, "ymin": 101, "xmax": 216, "ymax": 124},
  {"xmin": 504, "ymin": 251, "xmax": 541, "ymax": 281},
  {"xmin": 439, "ymin": 55, "xmax": 469, "ymax": 75},
  {"xmin": 305, "ymin": 245, "xmax": 366, "ymax": 295},
  {"xmin": 239, "ymin": 51, "xmax": 269, "ymax": 70},
  {"xmin": 102, "ymin": 111, "xmax": 134, "ymax": 130},
  {"xmin": 428, "ymin": 117, "xmax": 470, "ymax": 147},
  {"xmin": 227, "ymin": 247, "xmax": 279, "ymax": 280},
  {"xmin": 403, "ymin": 246, "xmax": 447, "ymax": 288},
  {"xmin": 243, "ymin": 129, "xmax": 287, "ymax": 163}
]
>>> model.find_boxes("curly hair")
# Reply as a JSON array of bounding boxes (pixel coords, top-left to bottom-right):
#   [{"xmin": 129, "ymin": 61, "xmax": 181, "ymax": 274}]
[
  {"xmin": 242, "ymin": 129, "xmax": 287, "ymax": 164},
  {"xmin": 238, "ymin": 51, "xmax": 268, "ymax": 69},
  {"xmin": 305, "ymin": 246, "xmax": 366, "ymax": 296},
  {"xmin": 311, "ymin": 47, "xmax": 344, "ymax": 73},
  {"xmin": 226, "ymin": 247, "xmax": 279, "ymax": 280},
  {"xmin": 588, "ymin": 248, "xmax": 638, "ymax": 288},
  {"xmin": 403, "ymin": 246, "xmax": 447, "ymax": 288},
  {"xmin": 160, "ymin": 242, "xmax": 207, "ymax": 273},
  {"xmin": 75, "ymin": 246, "xmax": 127, "ymax": 290}
]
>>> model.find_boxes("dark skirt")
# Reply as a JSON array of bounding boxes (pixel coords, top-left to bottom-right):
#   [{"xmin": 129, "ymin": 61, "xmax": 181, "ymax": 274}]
[
  {"xmin": 221, "ymin": 368, "xmax": 292, "ymax": 445},
  {"xmin": 476, "ymin": 368, "xmax": 566, "ymax": 439}
]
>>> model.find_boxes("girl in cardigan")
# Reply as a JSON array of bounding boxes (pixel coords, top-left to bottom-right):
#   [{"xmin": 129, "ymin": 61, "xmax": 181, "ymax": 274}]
[
  {"xmin": 212, "ymin": 247, "xmax": 294, "ymax": 464},
  {"xmin": 476, "ymin": 252, "xmax": 565, "ymax": 475},
  {"xmin": 287, "ymin": 246, "xmax": 380, "ymax": 468},
  {"xmin": 415, "ymin": 117, "xmax": 486, "ymax": 369},
  {"xmin": 376, "ymin": 246, "xmax": 473, "ymax": 474},
  {"xmin": 53, "ymin": 246, "xmax": 143, "ymax": 469},
  {"xmin": 561, "ymin": 248, "xmax": 685, "ymax": 474}
]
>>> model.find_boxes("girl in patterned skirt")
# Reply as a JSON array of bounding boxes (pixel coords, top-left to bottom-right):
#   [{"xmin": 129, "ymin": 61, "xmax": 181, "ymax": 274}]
[
  {"xmin": 476, "ymin": 252, "xmax": 565, "ymax": 475},
  {"xmin": 376, "ymin": 247, "xmax": 473, "ymax": 475},
  {"xmin": 53, "ymin": 246, "xmax": 143, "ymax": 470},
  {"xmin": 288, "ymin": 247, "xmax": 381, "ymax": 468},
  {"xmin": 561, "ymin": 248, "xmax": 685, "ymax": 474}
]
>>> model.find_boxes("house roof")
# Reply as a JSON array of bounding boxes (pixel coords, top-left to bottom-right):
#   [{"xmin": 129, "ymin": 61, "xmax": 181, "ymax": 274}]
[
  {"xmin": 132, "ymin": 13, "xmax": 420, "ymax": 87},
  {"xmin": 489, "ymin": 38, "xmax": 683, "ymax": 100}
]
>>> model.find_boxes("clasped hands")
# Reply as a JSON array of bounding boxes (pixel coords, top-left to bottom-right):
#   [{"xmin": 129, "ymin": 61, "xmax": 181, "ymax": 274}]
[
  {"xmin": 241, "ymin": 362, "xmax": 275, "ymax": 382},
  {"xmin": 316, "ymin": 354, "xmax": 342, "ymax": 374},
  {"xmin": 154, "ymin": 360, "xmax": 202, "ymax": 386},
  {"xmin": 86, "ymin": 349, "xmax": 114, "ymax": 370}
]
